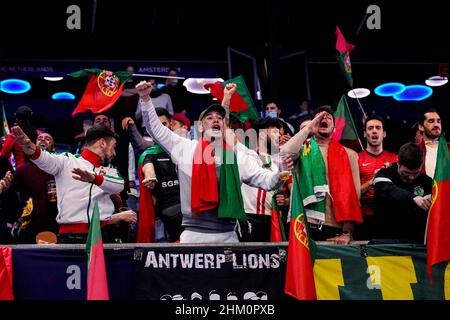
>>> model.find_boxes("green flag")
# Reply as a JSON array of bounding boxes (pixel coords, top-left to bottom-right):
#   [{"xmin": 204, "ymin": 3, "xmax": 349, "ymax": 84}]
[
  {"xmin": 217, "ymin": 147, "xmax": 246, "ymax": 221},
  {"xmin": 333, "ymin": 95, "xmax": 360, "ymax": 140}
]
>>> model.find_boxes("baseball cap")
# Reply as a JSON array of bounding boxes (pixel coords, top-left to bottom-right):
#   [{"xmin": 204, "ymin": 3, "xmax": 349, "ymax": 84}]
[
  {"xmin": 172, "ymin": 113, "xmax": 191, "ymax": 128},
  {"xmin": 14, "ymin": 105, "xmax": 33, "ymax": 117},
  {"xmin": 198, "ymin": 103, "xmax": 226, "ymax": 121}
]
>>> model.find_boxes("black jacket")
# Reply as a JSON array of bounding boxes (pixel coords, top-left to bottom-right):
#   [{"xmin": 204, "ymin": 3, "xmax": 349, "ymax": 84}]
[{"xmin": 373, "ymin": 163, "xmax": 432, "ymax": 243}]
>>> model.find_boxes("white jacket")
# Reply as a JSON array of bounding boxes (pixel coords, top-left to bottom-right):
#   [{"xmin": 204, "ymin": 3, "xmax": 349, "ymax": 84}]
[
  {"xmin": 31, "ymin": 148, "xmax": 124, "ymax": 224},
  {"xmin": 141, "ymin": 98, "xmax": 282, "ymax": 216}
]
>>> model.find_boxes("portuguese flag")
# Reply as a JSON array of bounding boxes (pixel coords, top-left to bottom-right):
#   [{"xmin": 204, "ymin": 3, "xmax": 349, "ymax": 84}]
[
  {"xmin": 70, "ymin": 69, "xmax": 132, "ymax": 116},
  {"xmin": 426, "ymin": 136, "xmax": 450, "ymax": 280},
  {"xmin": 285, "ymin": 169, "xmax": 317, "ymax": 300},
  {"xmin": 332, "ymin": 95, "xmax": 362, "ymax": 151},
  {"xmin": 1, "ymin": 103, "xmax": 10, "ymax": 136},
  {"xmin": 86, "ymin": 201, "xmax": 109, "ymax": 300},
  {"xmin": 136, "ymin": 145, "xmax": 162, "ymax": 243},
  {"xmin": 335, "ymin": 26, "xmax": 355, "ymax": 88},
  {"xmin": 203, "ymin": 75, "xmax": 259, "ymax": 122}
]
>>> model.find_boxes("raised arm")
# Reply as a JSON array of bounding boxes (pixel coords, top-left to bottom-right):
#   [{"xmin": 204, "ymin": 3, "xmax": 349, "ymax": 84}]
[
  {"xmin": 122, "ymin": 117, "xmax": 154, "ymax": 153},
  {"xmin": 137, "ymin": 81, "xmax": 186, "ymax": 156},
  {"xmin": 11, "ymin": 126, "xmax": 65, "ymax": 176},
  {"xmin": 280, "ymin": 111, "xmax": 326, "ymax": 154}
]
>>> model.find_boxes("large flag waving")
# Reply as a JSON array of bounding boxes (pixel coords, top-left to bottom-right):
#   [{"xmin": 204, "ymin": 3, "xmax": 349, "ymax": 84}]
[
  {"xmin": 70, "ymin": 69, "xmax": 132, "ymax": 116},
  {"xmin": 332, "ymin": 95, "xmax": 362, "ymax": 151},
  {"xmin": 86, "ymin": 201, "xmax": 109, "ymax": 300},
  {"xmin": 0, "ymin": 247, "xmax": 14, "ymax": 300},
  {"xmin": 285, "ymin": 169, "xmax": 317, "ymax": 300},
  {"xmin": 426, "ymin": 136, "xmax": 450, "ymax": 280},
  {"xmin": 203, "ymin": 75, "xmax": 259, "ymax": 122},
  {"xmin": 335, "ymin": 26, "xmax": 355, "ymax": 88}
]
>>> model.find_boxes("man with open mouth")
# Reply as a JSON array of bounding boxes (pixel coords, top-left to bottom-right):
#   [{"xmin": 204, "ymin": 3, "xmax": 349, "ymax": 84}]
[
  {"xmin": 356, "ymin": 114, "xmax": 397, "ymax": 241},
  {"xmin": 137, "ymin": 80, "xmax": 291, "ymax": 243}
]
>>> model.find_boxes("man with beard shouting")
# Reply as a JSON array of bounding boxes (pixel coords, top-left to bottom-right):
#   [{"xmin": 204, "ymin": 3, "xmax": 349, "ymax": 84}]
[{"xmin": 281, "ymin": 106, "xmax": 362, "ymax": 245}]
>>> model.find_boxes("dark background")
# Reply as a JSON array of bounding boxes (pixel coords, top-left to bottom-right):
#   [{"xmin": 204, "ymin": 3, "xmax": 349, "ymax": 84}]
[{"xmin": 1, "ymin": 0, "xmax": 449, "ymax": 152}]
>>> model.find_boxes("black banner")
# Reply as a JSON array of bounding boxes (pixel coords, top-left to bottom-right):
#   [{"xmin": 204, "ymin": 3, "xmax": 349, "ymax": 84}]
[{"xmin": 134, "ymin": 245, "xmax": 288, "ymax": 300}]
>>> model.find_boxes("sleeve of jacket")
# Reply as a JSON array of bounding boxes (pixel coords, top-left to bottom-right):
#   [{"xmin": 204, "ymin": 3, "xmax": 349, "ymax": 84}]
[
  {"xmin": 30, "ymin": 148, "xmax": 66, "ymax": 176},
  {"xmin": 127, "ymin": 122, "xmax": 154, "ymax": 153},
  {"xmin": 238, "ymin": 144, "xmax": 283, "ymax": 191},
  {"xmin": 96, "ymin": 166, "xmax": 124, "ymax": 194},
  {"xmin": 373, "ymin": 168, "xmax": 415, "ymax": 203}
]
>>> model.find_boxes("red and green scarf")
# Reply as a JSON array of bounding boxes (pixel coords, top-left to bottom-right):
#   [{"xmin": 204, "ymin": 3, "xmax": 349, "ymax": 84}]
[{"xmin": 191, "ymin": 138, "xmax": 246, "ymax": 220}]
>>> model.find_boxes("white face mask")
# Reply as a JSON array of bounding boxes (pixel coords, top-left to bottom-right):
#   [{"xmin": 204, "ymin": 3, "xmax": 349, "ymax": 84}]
[{"xmin": 266, "ymin": 111, "xmax": 278, "ymax": 118}]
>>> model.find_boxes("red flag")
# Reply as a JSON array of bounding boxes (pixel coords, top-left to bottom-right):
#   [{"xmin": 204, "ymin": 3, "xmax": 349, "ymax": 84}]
[
  {"xmin": 270, "ymin": 208, "xmax": 284, "ymax": 242},
  {"xmin": 70, "ymin": 69, "xmax": 132, "ymax": 116},
  {"xmin": 0, "ymin": 247, "xmax": 14, "ymax": 300},
  {"xmin": 203, "ymin": 75, "xmax": 259, "ymax": 122},
  {"xmin": 426, "ymin": 136, "xmax": 450, "ymax": 280},
  {"xmin": 86, "ymin": 201, "xmax": 109, "ymax": 300},
  {"xmin": 285, "ymin": 171, "xmax": 317, "ymax": 300}
]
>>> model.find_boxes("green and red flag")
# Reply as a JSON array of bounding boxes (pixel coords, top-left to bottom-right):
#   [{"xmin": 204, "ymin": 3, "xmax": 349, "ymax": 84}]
[
  {"xmin": 217, "ymin": 142, "xmax": 247, "ymax": 221},
  {"xmin": 0, "ymin": 247, "xmax": 14, "ymax": 300},
  {"xmin": 332, "ymin": 95, "xmax": 362, "ymax": 151},
  {"xmin": 136, "ymin": 145, "xmax": 162, "ymax": 243},
  {"xmin": 86, "ymin": 201, "xmax": 109, "ymax": 300},
  {"xmin": 335, "ymin": 26, "xmax": 355, "ymax": 88},
  {"xmin": 426, "ymin": 136, "xmax": 450, "ymax": 280},
  {"xmin": 203, "ymin": 75, "xmax": 259, "ymax": 123},
  {"xmin": 70, "ymin": 69, "xmax": 132, "ymax": 116},
  {"xmin": 270, "ymin": 191, "xmax": 287, "ymax": 242},
  {"xmin": 1, "ymin": 104, "xmax": 10, "ymax": 136},
  {"xmin": 285, "ymin": 169, "xmax": 317, "ymax": 300}
]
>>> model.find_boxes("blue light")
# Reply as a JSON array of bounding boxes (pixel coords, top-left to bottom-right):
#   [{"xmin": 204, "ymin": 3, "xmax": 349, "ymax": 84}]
[
  {"xmin": 0, "ymin": 79, "xmax": 31, "ymax": 94},
  {"xmin": 52, "ymin": 92, "xmax": 75, "ymax": 100},
  {"xmin": 156, "ymin": 83, "xmax": 165, "ymax": 90},
  {"xmin": 393, "ymin": 85, "xmax": 433, "ymax": 101},
  {"xmin": 374, "ymin": 82, "xmax": 405, "ymax": 97}
]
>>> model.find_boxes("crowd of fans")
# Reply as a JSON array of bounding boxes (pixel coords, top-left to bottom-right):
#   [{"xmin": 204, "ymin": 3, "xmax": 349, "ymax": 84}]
[{"xmin": 0, "ymin": 74, "xmax": 448, "ymax": 246}]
